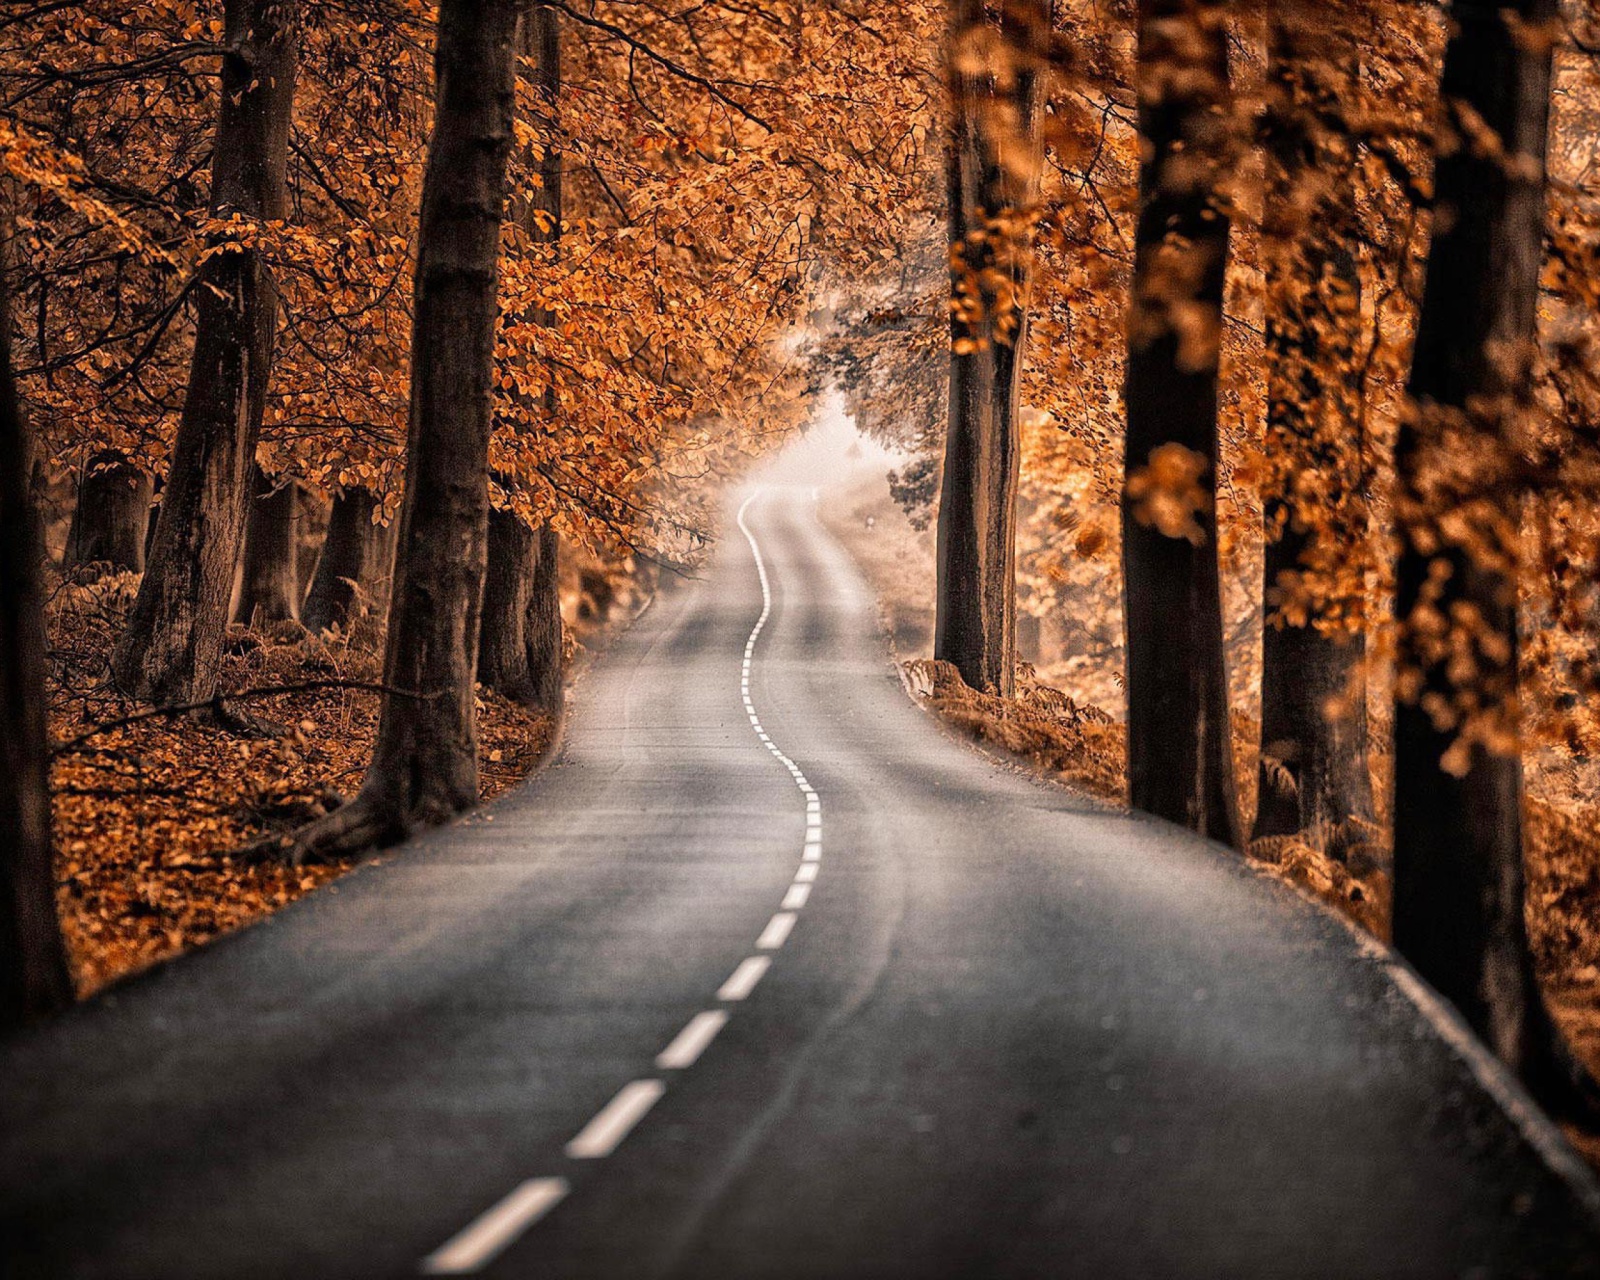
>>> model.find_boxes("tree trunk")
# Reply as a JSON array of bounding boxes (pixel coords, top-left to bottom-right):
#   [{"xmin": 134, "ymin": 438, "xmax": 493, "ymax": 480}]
[
  {"xmin": 1392, "ymin": 0, "xmax": 1556, "ymax": 1079},
  {"xmin": 933, "ymin": 0, "xmax": 1049, "ymax": 698},
  {"xmin": 480, "ymin": 510, "xmax": 560, "ymax": 706},
  {"xmin": 0, "ymin": 269, "xmax": 71, "ymax": 1030},
  {"xmin": 527, "ymin": 520, "xmax": 563, "ymax": 712},
  {"xmin": 110, "ymin": 0, "xmax": 298, "ymax": 704},
  {"xmin": 302, "ymin": 486, "xmax": 383, "ymax": 634},
  {"xmin": 479, "ymin": 3, "xmax": 565, "ymax": 712},
  {"xmin": 232, "ymin": 468, "xmax": 300, "ymax": 625},
  {"xmin": 255, "ymin": 0, "xmax": 520, "ymax": 862},
  {"xmin": 1121, "ymin": 0, "xmax": 1241, "ymax": 848},
  {"xmin": 1252, "ymin": 5, "xmax": 1375, "ymax": 861},
  {"xmin": 64, "ymin": 451, "xmax": 152, "ymax": 577}
]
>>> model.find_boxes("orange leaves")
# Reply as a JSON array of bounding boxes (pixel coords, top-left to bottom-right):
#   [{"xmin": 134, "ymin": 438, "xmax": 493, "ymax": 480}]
[{"xmin": 1126, "ymin": 442, "xmax": 1210, "ymax": 545}]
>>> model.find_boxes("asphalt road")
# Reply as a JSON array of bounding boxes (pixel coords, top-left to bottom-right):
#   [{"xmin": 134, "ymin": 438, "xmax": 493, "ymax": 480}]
[{"xmin": 5, "ymin": 483, "xmax": 1600, "ymax": 1279}]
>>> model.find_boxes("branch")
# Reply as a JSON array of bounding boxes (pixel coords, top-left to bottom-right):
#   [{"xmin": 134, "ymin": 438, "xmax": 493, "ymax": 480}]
[{"xmin": 543, "ymin": 0, "xmax": 773, "ymax": 132}]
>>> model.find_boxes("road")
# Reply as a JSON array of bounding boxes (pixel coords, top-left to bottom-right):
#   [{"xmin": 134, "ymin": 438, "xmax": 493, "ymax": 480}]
[{"xmin": 5, "ymin": 483, "xmax": 1600, "ymax": 1279}]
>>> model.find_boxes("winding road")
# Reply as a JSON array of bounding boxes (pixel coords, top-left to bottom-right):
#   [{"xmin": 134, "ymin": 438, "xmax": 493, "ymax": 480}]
[{"xmin": 5, "ymin": 482, "xmax": 1600, "ymax": 1278}]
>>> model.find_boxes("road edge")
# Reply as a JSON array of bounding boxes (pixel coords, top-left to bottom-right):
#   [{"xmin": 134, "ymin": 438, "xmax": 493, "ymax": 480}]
[{"xmin": 808, "ymin": 483, "xmax": 1600, "ymax": 1226}]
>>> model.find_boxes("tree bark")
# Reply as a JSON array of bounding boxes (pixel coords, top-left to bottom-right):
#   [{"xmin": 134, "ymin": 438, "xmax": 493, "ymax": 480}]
[
  {"xmin": 480, "ymin": 509, "xmax": 563, "ymax": 709},
  {"xmin": 255, "ymin": 0, "xmax": 520, "ymax": 861},
  {"xmin": 1392, "ymin": 0, "xmax": 1556, "ymax": 1078},
  {"xmin": 0, "ymin": 269, "xmax": 72, "ymax": 1030},
  {"xmin": 232, "ymin": 468, "xmax": 300, "ymax": 625},
  {"xmin": 1252, "ymin": 5, "xmax": 1375, "ymax": 861},
  {"xmin": 64, "ymin": 451, "xmax": 152, "ymax": 577},
  {"xmin": 1121, "ymin": 0, "xmax": 1241, "ymax": 848},
  {"xmin": 302, "ymin": 486, "xmax": 383, "ymax": 634},
  {"xmin": 479, "ymin": 3, "xmax": 564, "ymax": 713},
  {"xmin": 934, "ymin": 0, "xmax": 1049, "ymax": 698},
  {"xmin": 527, "ymin": 519, "xmax": 563, "ymax": 711},
  {"xmin": 110, "ymin": 0, "xmax": 298, "ymax": 704}
]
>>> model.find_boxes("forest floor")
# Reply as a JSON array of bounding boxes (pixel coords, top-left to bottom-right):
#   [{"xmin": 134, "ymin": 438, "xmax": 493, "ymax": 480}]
[
  {"xmin": 45, "ymin": 554, "xmax": 644, "ymax": 997},
  {"xmin": 819, "ymin": 467, "xmax": 1600, "ymax": 1164}
]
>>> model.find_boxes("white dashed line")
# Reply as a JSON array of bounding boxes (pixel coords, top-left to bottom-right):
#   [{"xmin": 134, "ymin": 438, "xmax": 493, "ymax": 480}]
[
  {"xmin": 757, "ymin": 912, "xmax": 797, "ymax": 950},
  {"xmin": 656, "ymin": 1011, "xmax": 730, "ymax": 1070},
  {"xmin": 565, "ymin": 1080, "xmax": 667, "ymax": 1159},
  {"xmin": 419, "ymin": 1178, "xmax": 569, "ymax": 1275},
  {"xmin": 718, "ymin": 955, "xmax": 771, "ymax": 1001},
  {"xmin": 418, "ymin": 487, "xmax": 827, "ymax": 1271}
]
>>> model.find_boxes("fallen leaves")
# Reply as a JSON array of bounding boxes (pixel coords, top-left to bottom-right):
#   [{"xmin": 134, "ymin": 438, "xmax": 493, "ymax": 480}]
[{"xmin": 47, "ymin": 585, "xmax": 553, "ymax": 998}]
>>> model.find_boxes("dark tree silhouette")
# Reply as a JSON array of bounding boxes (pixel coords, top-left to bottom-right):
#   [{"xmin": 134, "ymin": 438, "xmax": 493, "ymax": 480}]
[
  {"xmin": 1253, "ymin": 3, "xmax": 1375, "ymax": 861},
  {"xmin": 302, "ymin": 487, "xmax": 389, "ymax": 635},
  {"xmin": 112, "ymin": 0, "xmax": 299, "ymax": 704},
  {"xmin": 934, "ymin": 0, "xmax": 1049, "ymax": 698},
  {"xmin": 0, "ymin": 269, "xmax": 71, "ymax": 1030},
  {"xmin": 1390, "ymin": 0, "xmax": 1600, "ymax": 1118},
  {"xmin": 232, "ymin": 469, "xmax": 300, "ymax": 625},
  {"xmin": 255, "ymin": 0, "xmax": 522, "ymax": 861},
  {"xmin": 64, "ymin": 451, "xmax": 152, "ymax": 578},
  {"xmin": 480, "ymin": 3, "xmax": 565, "ymax": 713},
  {"xmin": 1121, "ymin": 0, "xmax": 1240, "ymax": 848}
]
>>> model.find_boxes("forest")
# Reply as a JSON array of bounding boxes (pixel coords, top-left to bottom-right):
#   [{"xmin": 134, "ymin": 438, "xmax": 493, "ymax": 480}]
[{"xmin": 8, "ymin": 0, "xmax": 1600, "ymax": 1226}]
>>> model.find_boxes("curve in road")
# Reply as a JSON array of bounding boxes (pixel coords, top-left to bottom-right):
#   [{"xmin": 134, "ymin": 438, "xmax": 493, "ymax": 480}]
[{"xmin": 3, "ymin": 483, "xmax": 1599, "ymax": 1279}]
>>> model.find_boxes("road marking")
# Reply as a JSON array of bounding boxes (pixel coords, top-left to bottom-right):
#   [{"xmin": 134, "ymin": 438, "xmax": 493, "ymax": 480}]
[
  {"xmin": 419, "ymin": 486, "xmax": 831, "ymax": 1274},
  {"xmin": 718, "ymin": 955, "xmax": 771, "ymax": 1001},
  {"xmin": 419, "ymin": 1178, "xmax": 569, "ymax": 1275},
  {"xmin": 757, "ymin": 912, "xmax": 797, "ymax": 949},
  {"xmin": 565, "ymin": 1080, "xmax": 666, "ymax": 1159},
  {"xmin": 656, "ymin": 1010, "xmax": 730, "ymax": 1070}
]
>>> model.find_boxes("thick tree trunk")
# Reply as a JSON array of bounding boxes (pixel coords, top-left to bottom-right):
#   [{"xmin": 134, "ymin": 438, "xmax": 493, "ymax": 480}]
[
  {"xmin": 479, "ymin": 3, "xmax": 565, "ymax": 712},
  {"xmin": 1121, "ymin": 0, "xmax": 1241, "ymax": 848},
  {"xmin": 64, "ymin": 451, "xmax": 152, "ymax": 577},
  {"xmin": 256, "ymin": 0, "xmax": 520, "ymax": 862},
  {"xmin": 232, "ymin": 468, "xmax": 300, "ymax": 625},
  {"xmin": 480, "ymin": 510, "xmax": 563, "ymax": 709},
  {"xmin": 934, "ymin": 0, "xmax": 1049, "ymax": 698},
  {"xmin": 0, "ymin": 270, "xmax": 71, "ymax": 1030},
  {"xmin": 1253, "ymin": 6, "xmax": 1374, "ymax": 861},
  {"xmin": 1256, "ymin": 507, "xmax": 1374, "ymax": 856},
  {"xmin": 110, "ymin": 0, "xmax": 298, "ymax": 704},
  {"xmin": 302, "ymin": 486, "xmax": 383, "ymax": 634},
  {"xmin": 1393, "ymin": 0, "xmax": 1557, "ymax": 1079}
]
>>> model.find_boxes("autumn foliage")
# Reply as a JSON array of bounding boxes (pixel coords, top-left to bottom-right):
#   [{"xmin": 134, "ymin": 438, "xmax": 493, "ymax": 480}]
[{"xmin": 7, "ymin": 0, "xmax": 1600, "ymax": 1144}]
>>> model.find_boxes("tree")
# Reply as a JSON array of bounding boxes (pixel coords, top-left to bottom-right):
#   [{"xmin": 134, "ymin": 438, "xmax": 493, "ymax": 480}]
[
  {"xmin": 480, "ymin": 3, "xmax": 564, "ymax": 713},
  {"xmin": 110, "ymin": 0, "xmax": 299, "ymax": 705},
  {"xmin": 1120, "ymin": 0, "xmax": 1240, "ymax": 848},
  {"xmin": 302, "ymin": 487, "xmax": 388, "ymax": 635},
  {"xmin": 0, "ymin": 266, "xmax": 71, "ymax": 1030},
  {"xmin": 1391, "ymin": 0, "xmax": 1585, "ymax": 1103},
  {"xmin": 934, "ymin": 0, "xmax": 1050, "ymax": 698},
  {"xmin": 232, "ymin": 468, "xmax": 300, "ymax": 625},
  {"xmin": 1252, "ymin": 3, "xmax": 1375, "ymax": 861},
  {"xmin": 258, "ymin": 0, "xmax": 522, "ymax": 861},
  {"xmin": 63, "ymin": 451, "xmax": 152, "ymax": 578}
]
